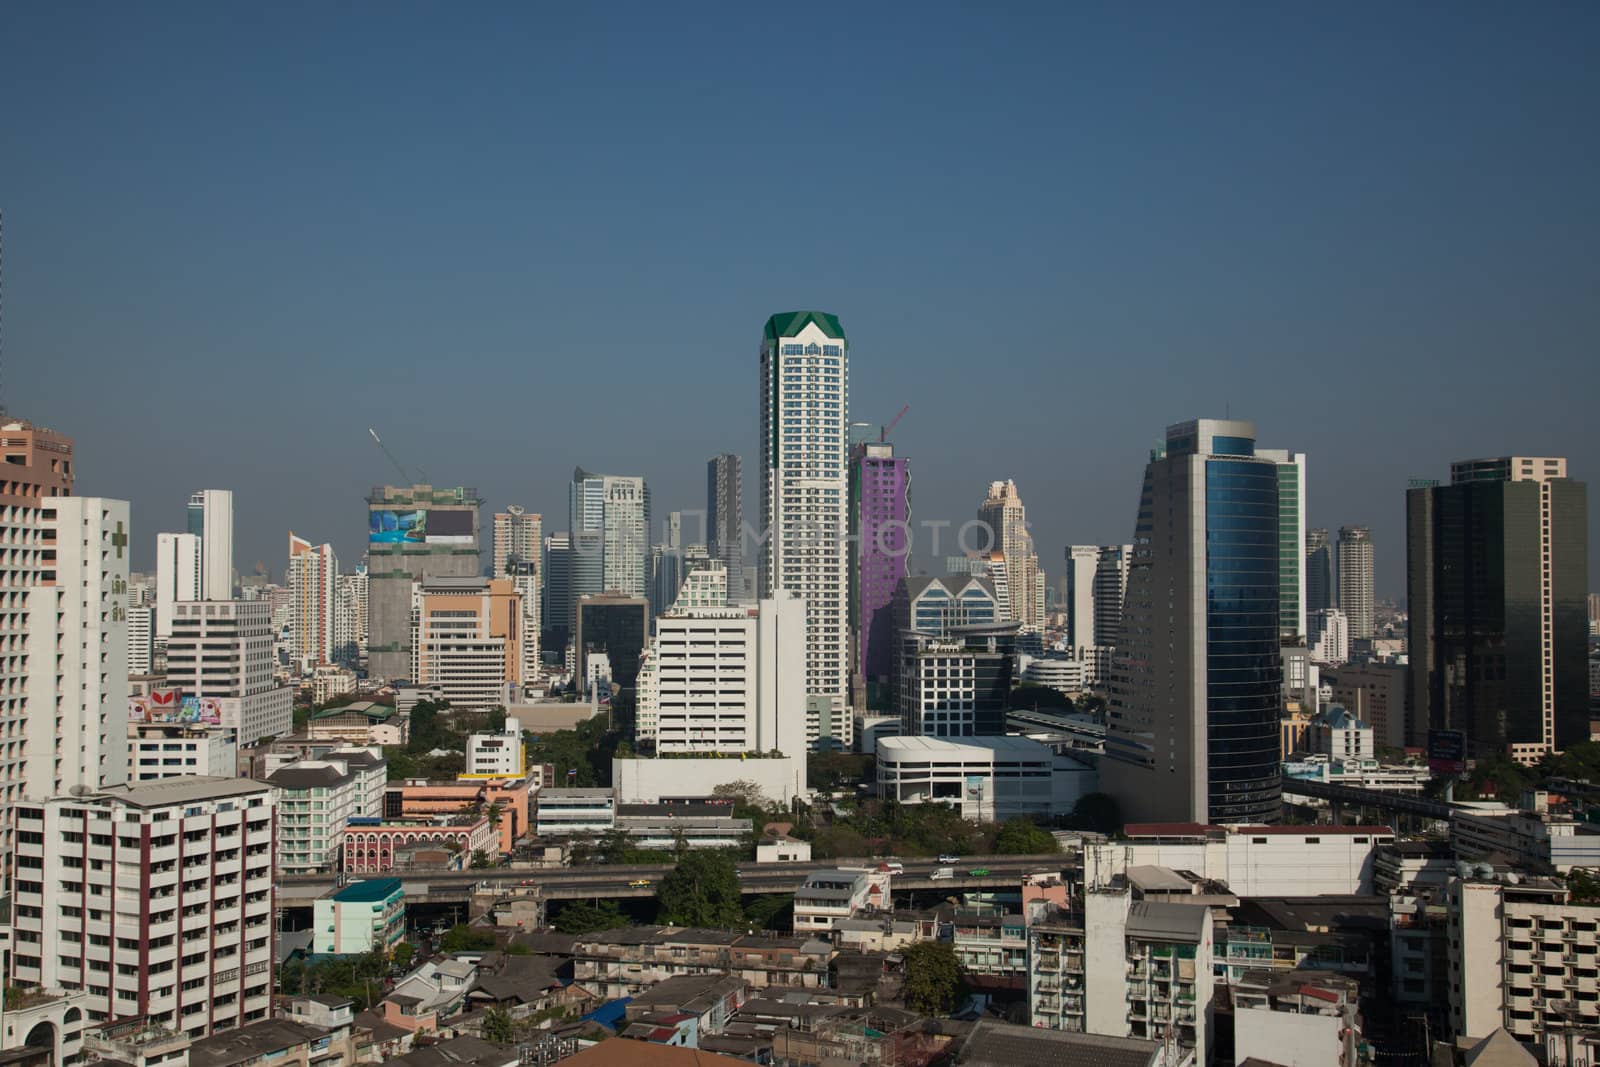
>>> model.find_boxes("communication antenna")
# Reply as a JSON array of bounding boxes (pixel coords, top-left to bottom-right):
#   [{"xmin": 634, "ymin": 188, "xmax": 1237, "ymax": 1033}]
[{"xmin": 368, "ymin": 427, "xmax": 427, "ymax": 485}]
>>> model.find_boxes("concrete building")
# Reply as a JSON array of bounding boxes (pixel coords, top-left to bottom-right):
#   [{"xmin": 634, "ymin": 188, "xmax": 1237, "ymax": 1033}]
[
  {"xmin": 155, "ymin": 530, "xmax": 201, "ymax": 640},
  {"xmin": 267, "ymin": 748, "xmax": 386, "ymax": 874},
  {"xmin": 574, "ymin": 592, "xmax": 648, "ymax": 729},
  {"xmin": 306, "ymin": 701, "xmax": 409, "ymax": 745},
  {"xmin": 311, "ymin": 664, "xmax": 358, "ymax": 706},
  {"xmin": 508, "ymin": 558, "xmax": 542, "ymax": 682},
  {"xmin": 1309, "ymin": 608, "xmax": 1350, "ymax": 665},
  {"xmin": 1337, "ymin": 526, "xmax": 1374, "ymax": 643},
  {"xmin": 875, "ymin": 735, "xmax": 1094, "ymax": 821},
  {"xmin": 613, "ymin": 753, "xmax": 805, "ymax": 806},
  {"xmin": 541, "ymin": 532, "xmax": 572, "ymax": 641},
  {"xmin": 759, "ymin": 311, "xmax": 852, "ymax": 749},
  {"xmin": 465, "ymin": 717, "xmax": 525, "ymax": 778},
  {"xmin": 410, "ymin": 576, "xmax": 524, "ymax": 710},
  {"xmin": 287, "ymin": 533, "xmax": 337, "ymax": 670},
  {"xmin": 792, "ymin": 869, "xmax": 882, "ymax": 935},
  {"xmin": 635, "ymin": 596, "xmax": 806, "ymax": 757},
  {"xmin": 164, "ymin": 600, "xmax": 293, "ymax": 744},
  {"xmin": 19, "ymin": 497, "xmax": 131, "ymax": 802},
  {"xmin": 893, "ymin": 574, "xmax": 1000, "ymax": 640},
  {"xmin": 492, "ymin": 505, "xmax": 541, "ymax": 579},
  {"xmin": 1231, "ymin": 970, "xmax": 1364, "ymax": 1067},
  {"xmin": 850, "ymin": 440, "xmax": 910, "ymax": 691},
  {"xmin": 1105, "ymin": 823, "xmax": 1394, "ymax": 896},
  {"xmin": 1314, "ymin": 705, "xmax": 1373, "ymax": 761},
  {"xmin": 128, "ymin": 603, "xmax": 154, "ymax": 675},
  {"xmin": 707, "ymin": 453, "xmax": 746, "ymax": 603},
  {"xmin": 342, "ymin": 816, "xmax": 497, "ymax": 874},
  {"xmin": 128, "ymin": 721, "xmax": 237, "ymax": 781},
  {"xmin": 366, "ymin": 484, "xmax": 482, "ymax": 682},
  {"xmin": 1324, "ymin": 663, "xmax": 1408, "ymax": 752},
  {"xmin": 188, "ymin": 489, "xmax": 234, "ymax": 600},
  {"xmin": 572, "ymin": 928, "xmax": 832, "ymax": 999},
  {"xmin": 978, "ymin": 479, "xmax": 1045, "ymax": 629},
  {"xmin": 1103, "ymin": 419, "xmax": 1283, "ymax": 824},
  {"xmin": 313, "ymin": 877, "xmax": 405, "ymax": 957},
  {"xmin": 1256, "ymin": 450, "xmax": 1307, "ymax": 640},
  {"xmin": 1063, "ymin": 544, "xmax": 1131, "ymax": 656},
  {"xmin": 1021, "ymin": 652, "xmax": 1086, "ymax": 695},
  {"xmin": 1452, "ymin": 807, "xmax": 1600, "ymax": 874},
  {"xmin": 569, "ymin": 469, "xmax": 650, "ymax": 608},
  {"xmin": 333, "ymin": 565, "xmax": 367, "ymax": 667},
  {"xmin": 1448, "ymin": 871, "xmax": 1600, "ymax": 1044},
  {"xmin": 533, "ymin": 788, "xmax": 616, "ymax": 837},
  {"xmin": 1407, "ymin": 457, "xmax": 1589, "ymax": 761},
  {"xmin": 1063, "ymin": 545, "xmax": 1100, "ymax": 653},
  {"xmin": 1306, "ymin": 528, "xmax": 1333, "ymax": 616},
  {"xmin": 11, "ymin": 777, "xmax": 277, "ymax": 1036},
  {"xmin": 896, "ymin": 623, "xmax": 1018, "ymax": 738},
  {"xmin": 674, "ymin": 556, "xmax": 728, "ymax": 610}
]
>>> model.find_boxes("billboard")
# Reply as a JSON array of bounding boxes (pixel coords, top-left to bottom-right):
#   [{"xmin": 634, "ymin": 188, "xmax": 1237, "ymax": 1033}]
[
  {"xmin": 370, "ymin": 509, "xmax": 427, "ymax": 544},
  {"xmin": 1428, "ymin": 729, "xmax": 1467, "ymax": 775},
  {"xmin": 425, "ymin": 509, "xmax": 475, "ymax": 545},
  {"xmin": 129, "ymin": 697, "xmax": 149, "ymax": 722}
]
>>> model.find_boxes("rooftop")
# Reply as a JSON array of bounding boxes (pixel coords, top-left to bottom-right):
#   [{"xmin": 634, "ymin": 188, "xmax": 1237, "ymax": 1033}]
[
  {"xmin": 876, "ymin": 735, "xmax": 1054, "ymax": 757},
  {"xmin": 1125, "ymin": 900, "xmax": 1208, "ymax": 942},
  {"xmin": 333, "ymin": 877, "xmax": 404, "ymax": 903},
  {"xmin": 955, "ymin": 1018, "xmax": 1159, "ymax": 1067},
  {"xmin": 561, "ymin": 1040, "xmax": 753, "ymax": 1066},
  {"xmin": 763, "ymin": 310, "xmax": 845, "ymax": 343},
  {"xmin": 311, "ymin": 701, "xmax": 398, "ymax": 721},
  {"xmin": 269, "ymin": 764, "xmax": 355, "ymax": 790},
  {"xmin": 83, "ymin": 776, "xmax": 272, "ymax": 809},
  {"xmin": 188, "ymin": 1019, "xmax": 331, "ymax": 1067}
]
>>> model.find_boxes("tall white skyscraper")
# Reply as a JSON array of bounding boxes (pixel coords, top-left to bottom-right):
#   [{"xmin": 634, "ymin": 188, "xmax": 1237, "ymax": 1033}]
[
  {"xmin": 493, "ymin": 505, "xmax": 542, "ymax": 578},
  {"xmin": 334, "ymin": 565, "xmax": 368, "ymax": 666},
  {"xmin": 978, "ymin": 480, "xmax": 1045, "ymax": 629},
  {"xmin": 127, "ymin": 603, "xmax": 154, "ymax": 674},
  {"xmin": 1064, "ymin": 544, "xmax": 1132, "ymax": 653},
  {"xmin": 188, "ymin": 488, "xmax": 234, "ymax": 599},
  {"xmin": 287, "ymin": 533, "xmax": 338, "ymax": 668},
  {"xmin": 1103, "ymin": 419, "xmax": 1283, "ymax": 825},
  {"xmin": 570, "ymin": 469, "xmax": 650, "ymax": 604},
  {"xmin": 759, "ymin": 311, "xmax": 852, "ymax": 749},
  {"xmin": 1257, "ymin": 450, "xmax": 1307, "ymax": 640},
  {"xmin": 155, "ymin": 530, "xmax": 201, "ymax": 639},
  {"xmin": 1338, "ymin": 525, "xmax": 1375, "ymax": 641},
  {"xmin": 23, "ymin": 497, "xmax": 131, "ymax": 799}
]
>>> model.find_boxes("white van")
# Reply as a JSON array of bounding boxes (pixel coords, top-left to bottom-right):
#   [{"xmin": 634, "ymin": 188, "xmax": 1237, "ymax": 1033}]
[{"xmin": 931, "ymin": 867, "xmax": 954, "ymax": 880}]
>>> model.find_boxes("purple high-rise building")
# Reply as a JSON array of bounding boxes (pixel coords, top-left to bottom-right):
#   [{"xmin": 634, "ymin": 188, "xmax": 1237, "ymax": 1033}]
[{"xmin": 851, "ymin": 441, "xmax": 910, "ymax": 690}]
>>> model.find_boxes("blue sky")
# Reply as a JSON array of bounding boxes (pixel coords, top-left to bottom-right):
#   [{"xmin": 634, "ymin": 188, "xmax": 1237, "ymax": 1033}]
[{"xmin": 3, "ymin": 2, "xmax": 1597, "ymax": 598}]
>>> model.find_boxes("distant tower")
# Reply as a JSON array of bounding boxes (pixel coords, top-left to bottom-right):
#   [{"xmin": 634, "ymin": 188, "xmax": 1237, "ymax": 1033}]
[
  {"xmin": 978, "ymin": 480, "xmax": 1045, "ymax": 629},
  {"xmin": 850, "ymin": 440, "xmax": 910, "ymax": 690},
  {"xmin": 707, "ymin": 453, "xmax": 745, "ymax": 601},
  {"xmin": 1337, "ymin": 526, "xmax": 1375, "ymax": 641},
  {"xmin": 1305, "ymin": 528, "xmax": 1333, "ymax": 616},
  {"xmin": 1256, "ymin": 450, "xmax": 1306, "ymax": 640},
  {"xmin": 188, "ymin": 489, "xmax": 235, "ymax": 599},
  {"xmin": 493, "ymin": 505, "xmax": 542, "ymax": 578}
]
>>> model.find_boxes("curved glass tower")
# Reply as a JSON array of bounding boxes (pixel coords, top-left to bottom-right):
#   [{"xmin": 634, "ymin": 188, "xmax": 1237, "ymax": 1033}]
[{"xmin": 1103, "ymin": 419, "xmax": 1283, "ymax": 824}]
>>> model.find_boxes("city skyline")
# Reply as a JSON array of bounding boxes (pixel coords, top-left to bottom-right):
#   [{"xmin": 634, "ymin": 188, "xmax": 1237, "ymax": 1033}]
[{"xmin": 4, "ymin": 5, "xmax": 1597, "ymax": 598}]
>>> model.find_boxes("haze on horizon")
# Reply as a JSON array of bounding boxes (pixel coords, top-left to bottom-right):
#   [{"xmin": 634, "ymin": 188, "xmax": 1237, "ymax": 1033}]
[{"xmin": 2, "ymin": 2, "xmax": 1596, "ymax": 599}]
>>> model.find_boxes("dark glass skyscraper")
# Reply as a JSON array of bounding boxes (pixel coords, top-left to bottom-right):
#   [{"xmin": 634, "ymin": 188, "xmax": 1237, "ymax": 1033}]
[
  {"xmin": 1103, "ymin": 418, "xmax": 1283, "ymax": 824},
  {"xmin": 1406, "ymin": 457, "xmax": 1588, "ymax": 760},
  {"xmin": 1305, "ymin": 528, "xmax": 1333, "ymax": 616}
]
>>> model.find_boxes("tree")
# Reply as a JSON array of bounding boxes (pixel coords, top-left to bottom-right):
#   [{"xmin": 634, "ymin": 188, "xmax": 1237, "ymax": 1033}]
[
  {"xmin": 485, "ymin": 705, "xmax": 508, "ymax": 734},
  {"xmin": 392, "ymin": 942, "xmax": 416, "ymax": 970},
  {"xmin": 809, "ymin": 825, "xmax": 870, "ymax": 861},
  {"xmin": 1570, "ymin": 870, "xmax": 1600, "ymax": 905},
  {"xmin": 744, "ymin": 893, "xmax": 794, "ymax": 932},
  {"xmin": 994, "ymin": 817, "xmax": 1059, "ymax": 855},
  {"xmin": 482, "ymin": 1007, "xmax": 515, "ymax": 1044},
  {"xmin": 657, "ymin": 851, "xmax": 745, "ymax": 928},
  {"xmin": 1009, "ymin": 683, "xmax": 1074, "ymax": 712},
  {"xmin": 440, "ymin": 924, "xmax": 496, "ymax": 953},
  {"xmin": 470, "ymin": 849, "xmax": 495, "ymax": 869},
  {"xmin": 552, "ymin": 900, "xmax": 632, "ymax": 934},
  {"xmin": 902, "ymin": 941, "xmax": 962, "ymax": 1015},
  {"xmin": 1068, "ymin": 792, "xmax": 1122, "ymax": 835}
]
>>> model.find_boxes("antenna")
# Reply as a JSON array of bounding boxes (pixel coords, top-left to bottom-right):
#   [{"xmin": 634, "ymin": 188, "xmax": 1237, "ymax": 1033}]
[{"xmin": 368, "ymin": 427, "xmax": 427, "ymax": 485}]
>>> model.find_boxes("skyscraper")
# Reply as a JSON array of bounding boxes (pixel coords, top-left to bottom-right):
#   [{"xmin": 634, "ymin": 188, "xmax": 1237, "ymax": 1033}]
[
  {"xmin": 542, "ymin": 532, "xmax": 572, "ymax": 641},
  {"xmin": 365, "ymin": 484, "xmax": 482, "ymax": 681},
  {"xmin": 1257, "ymin": 450, "xmax": 1306, "ymax": 640},
  {"xmin": 1063, "ymin": 544, "xmax": 1132, "ymax": 652},
  {"xmin": 569, "ymin": 469, "xmax": 650, "ymax": 606},
  {"xmin": 760, "ymin": 311, "xmax": 852, "ymax": 748},
  {"xmin": 1337, "ymin": 526, "xmax": 1375, "ymax": 642},
  {"xmin": 1407, "ymin": 456, "xmax": 1589, "ymax": 761},
  {"xmin": 493, "ymin": 505, "xmax": 542, "ymax": 578},
  {"xmin": 707, "ymin": 453, "xmax": 745, "ymax": 602},
  {"xmin": 287, "ymin": 533, "xmax": 338, "ymax": 668},
  {"xmin": 850, "ymin": 440, "xmax": 910, "ymax": 691},
  {"xmin": 1305, "ymin": 528, "xmax": 1333, "ymax": 616},
  {"xmin": 187, "ymin": 488, "xmax": 234, "ymax": 599},
  {"xmin": 978, "ymin": 480, "xmax": 1045, "ymax": 629},
  {"xmin": 1092, "ymin": 545, "xmax": 1132, "ymax": 649},
  {"xmin": 334, "ymin": 564, "xmax": 368, "ymax": 667},
  {"xmin": 1103, "ymin": 418, "xmax": 1283, "ymax": 825},
  {"xmin": 154, "ymin": 530, "xmax": 201, "ymax": 639}
]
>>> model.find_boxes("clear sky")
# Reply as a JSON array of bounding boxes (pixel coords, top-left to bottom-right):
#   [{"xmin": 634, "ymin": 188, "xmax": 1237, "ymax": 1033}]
[{"xmin": 3, "ymin": 2, "xmax": 1597, "ymax": 599}]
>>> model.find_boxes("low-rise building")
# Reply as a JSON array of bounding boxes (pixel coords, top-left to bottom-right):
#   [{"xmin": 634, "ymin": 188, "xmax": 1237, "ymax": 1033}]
[
  {"xmin": 613, "ymin": 753, "xmax": 806, "ymax": 806},
  {"xmin": 342, "ymin": 816, "xmax": 498, "ymax": 874},
  {"xmin": 938, "ymin": 907, "xmax": 1028, "ymax": 991},
  {"xmin": 1390, "ymin": 890, "xmax": 1450, "ymax": 1030},
  {"xmin": 1453, "ymin": 809, "xmax": 1600, "ymax": 874},
  {"xmin": 1313, "ymin": 704, "xmax": 1374, "ymax": 761},
  {"xmin": 875, "ymin": 735, "xmax": 1095, "ymax": 821},
  {"xmin": 620, "ymin": 973, "xmax": 748, "ymax": 1048},
  {"xmin": 387, "ymin": 777, "xmax": 535, "ymax": 854},
  {"xmin": 756, "ymin": 834, "xmax": 812, "ymax": 863},
  {"xmin": 615, "ymin": 802, "xmax": 752, "ymax": 850},
  {"xmin": 464, "ymin": 717, "xmax": 525, "ymax": 778},
  {"xmin": 571, "ymin": 928, "xmax": 833, "ymax": 999},
  {"xmin": 311, "ymin": 665, "xmax": 359, "ymax": 706},
  {"xmin": 313, "ymin": 877, "xmax": 406, "ymax": 958},
  {"xmin": 187, "ymin": 1016, "xmax": 354, "ymax": 1067},
  {"xmin": 128, "ymin": 721, "xmax": 238, "ymax": 782},
  {"xmin": 533, "ymin": 787, "xmax": 616, "ymax": 837},
  {"xmin": 379, "ymin": 959, "xmax": 479, "ymax": 1034},
  {"xmin": 0, "ymin": 989, "xmax": 94, "ymax": 1067},
  {"xmin": 1231, "ymin": 970, "xmax": 1365, "ymax": 1067},
  {"xmin": 793, "ymin": 869, "xmax": 881, "ymax": 935},
  {"xmin": 1108, "ymin": 824, "xmax": 1394, "ymax": 896},
  {"xmin": 268, "ymin": 748, "xmax": 387, "ymax": 875},
  {"xmin": 306, "ymin": 701, "xmax": 409, "ymax": 746}
]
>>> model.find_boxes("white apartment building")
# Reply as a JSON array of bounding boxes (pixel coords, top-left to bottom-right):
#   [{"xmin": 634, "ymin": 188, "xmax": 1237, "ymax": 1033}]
[
  {"xmin": 510, "ymin": 560, "xmax": 542, "ymax": 682},
  {"xmin": 1062, "ymin": 545, "xmax": 1100, "ymax": 652},
  {"xmin": 636, "ymin": 595, "xmax": 806, "ymax": 757},
  {"xmin": 155, "ymin": 531, "xmax": 201, "ymax": 640},
  {"xmin": 287, "ymin": 533, "xmax": 337, "ymax": 670},
  {"xmin": 23, "ymin": 497, "xmax": 131, "ymax": 801},
  {"xmin": 188, "ymin": 489, "xmax": 234, "ymax": 600},
  {"xmin": 333, "ymin": 566, "xmax": 368, "ymax": 667},
  {"xmin": 793, "ymin": 869, "xmax": 877, "ymax": 935},
  {"xmin": 1448, "ymin": 872, "xmax": 1600, "ymax": 1045},
  {"xmin": 311, "ymin": 664, "xmax": 358, "ymax": 705},
  {"xmin": 759, "ymin": 312, "xmax": 852, "ymax": 749},
  {"xmin": 266, "ymin": 749, "xmax": 386, "ymax": 875},
  {"xmin": 1314, "ymin": 705, "xmax": 1374, "ymax": 761},
  {"xmin": 1337, "ymin": 526, "xmax": 1374, "ymax": 642},
  {"xmin": 492, "ymin": 505, "xmax": 542, "ymax": 579},
  {"xmin": 533, "ymin": 788, "xmax": 616, "ymax": 837},
  {"xmin": 875, "ymin": 735, "xmax": 1093, "ymax": 822},
  {"xmin": 1309, "ymin": 608, "xmax": 1350, "ymax": 665},
  {"xmin": 128, "ymin": 722, "xmax": 238, "ymax": 781},
  {"xmin": 11, "ymin": 777, "xmax": 277, "ymax": 1036},
  {"xmin": 675, "ymin": 556, "xmax": 728, "ymax": 610},
  {"xmin": 164, "ymin": 600, "xmax": 293, "ymax": 743},
  {"xmin": 465, "ymin": 717, "xmax": 525, "ymax": 778},
  {"xmin": 979, "ymin": 480, "xmax": 1045, "ymax": 629},
  {"xmin": 128, "ymin": 603, "xmax": 154, "ymax": 675},
  {"xmin": 1106, "ymin": 823, "xmax": 1395, "ymax": 896}
]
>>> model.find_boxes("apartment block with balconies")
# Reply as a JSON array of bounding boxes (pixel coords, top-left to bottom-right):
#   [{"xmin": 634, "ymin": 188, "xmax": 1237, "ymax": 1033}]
[{"xmin": 10, "ymin": 777, "xmax": 276, "ymax": 1038}]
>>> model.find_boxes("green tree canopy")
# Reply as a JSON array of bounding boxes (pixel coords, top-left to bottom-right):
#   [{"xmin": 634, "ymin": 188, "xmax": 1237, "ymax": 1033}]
[
  {"xmin": 441, "ymin": 924, "xmax": 496, "ymax": 953},
  {"xmin": 994, "ymin": 817, "xmax": 1059, "ymax": 855},
  {"xmin": 657, "ymin": 851, "xmax": 745, "ymax": 928},
  {"xmin": 902, "ymin": 941, "xmax": 962, "ymax": 1015},
  {"xmin": 744, "ymin": 893, "xmax": 794, "ymax": 932},
  {"xmin": 482, "ymin": 1007, "xmax": 515, "ymax": 1044},
  {"xmin": 470, "ymin": 849, "xmax": 495, "ymax": 869},
  {"xmin": 552, "ymin": 900, "xmax": 632, "ymax": 934}
]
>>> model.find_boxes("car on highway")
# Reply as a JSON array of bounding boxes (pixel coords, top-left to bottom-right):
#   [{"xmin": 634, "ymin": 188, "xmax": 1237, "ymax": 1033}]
[
  {"xmin": 968, "ymin": 867, "xmax": 990, "ymax": 876},
  {"xmin": 518, "ymin": 879, "xmax": 538, "ymax": 886},
  {"xmin": 878, "ymin": 861, "xmax": 905, "ymax": 873},
  {"xmin": 628, "ymin": 879, "xmax": 652, "ymax": 888},
  {"xmin": 937, "ymin": 853, "xmax": 960, "ymax": 864},
  {"xmin": 931, "ymin": 867, "xmax": 954, "ymax": 880}
]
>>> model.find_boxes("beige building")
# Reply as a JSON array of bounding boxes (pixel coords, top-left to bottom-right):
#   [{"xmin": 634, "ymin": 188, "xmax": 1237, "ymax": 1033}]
[
  {"xmin": 410, "ymin": 576, "xmax": 524, "ymax": 709},
  {"xmin": 1324, "ymin": 663, "xmax": 1407, "ymax": 751},
  {"xmin": 978, "ymin": 479, "xmax": 1045, "ymax": 629}
]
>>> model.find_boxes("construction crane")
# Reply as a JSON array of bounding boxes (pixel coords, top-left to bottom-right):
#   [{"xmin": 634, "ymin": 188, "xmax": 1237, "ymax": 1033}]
[
  {"xmin": 881, "ymin": 404, "xmax": 910, "ymax": 442},
  {"xmin": 368, "ymin": 427, "xmax": 427, "ymax": 485}
]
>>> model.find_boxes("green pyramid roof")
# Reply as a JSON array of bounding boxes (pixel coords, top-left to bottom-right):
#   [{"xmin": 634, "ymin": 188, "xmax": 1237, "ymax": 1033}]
[{"xmin": 763, "ymin": 311, "xmax": 846, "ymax": 345}]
